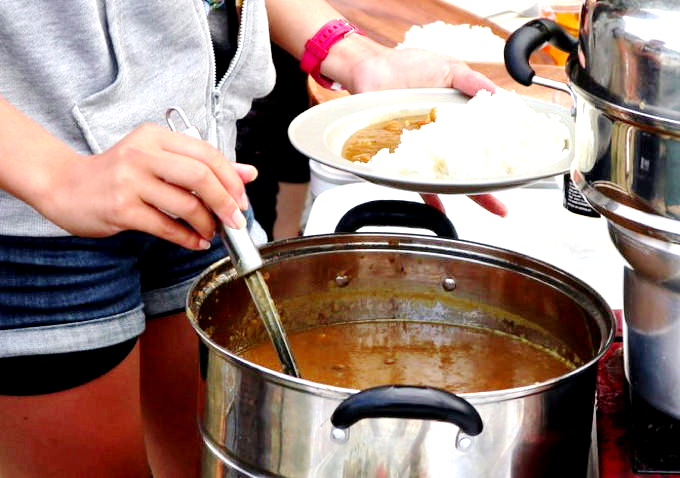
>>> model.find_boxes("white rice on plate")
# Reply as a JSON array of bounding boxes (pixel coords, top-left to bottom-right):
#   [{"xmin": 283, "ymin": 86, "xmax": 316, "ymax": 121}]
[
  {"xmin": 366, "ymin": 89, "xmax": 570, "ymax": 180},
  {"xmin": 396, "ymin": 21, "xmax": 506, "ymax": 62}
]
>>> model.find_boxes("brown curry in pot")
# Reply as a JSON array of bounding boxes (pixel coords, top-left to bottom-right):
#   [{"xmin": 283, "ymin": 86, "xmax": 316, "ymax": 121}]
[{"xmin": 240, "ymin": 320, "xmax": 575, "ymax": 392}]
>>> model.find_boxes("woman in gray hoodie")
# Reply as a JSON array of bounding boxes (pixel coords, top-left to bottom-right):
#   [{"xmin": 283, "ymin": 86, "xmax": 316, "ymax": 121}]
[{"xmin": 0, "ymin": 0, "xmax": 496, "ymax": 477}]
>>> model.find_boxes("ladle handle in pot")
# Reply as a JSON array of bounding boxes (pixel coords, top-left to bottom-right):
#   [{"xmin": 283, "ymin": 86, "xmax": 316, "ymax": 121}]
[
  {"xmin": 331, "ymin": 385, "xmax": 482, "ymax": 437},
  {"xmin": 334, "ymin": 200, "xmax": 458, "ymax": 239},
  {"xmin": 504, "ymin": 19, "xmax": 578, "ymax": 86},
  {"xmin": 166, "ymin": 107, "xmax": 264, "ymax": 276}
]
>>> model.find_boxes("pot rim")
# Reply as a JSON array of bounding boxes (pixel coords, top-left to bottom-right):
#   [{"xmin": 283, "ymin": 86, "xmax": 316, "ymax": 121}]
[
  {"xmin": 186, "ymin": 233, "xmax": 616, "ymax": 403},
  {"xmin": 567, "ymin": 59, "xmax": 680, "ymax": 133},
  {"xmin": 571, "ymin": 164, "xmax": 680, "ymax": 244}
]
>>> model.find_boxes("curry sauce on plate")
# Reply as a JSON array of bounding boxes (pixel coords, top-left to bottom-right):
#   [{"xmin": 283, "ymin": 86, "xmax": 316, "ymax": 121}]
[{"xmin": 341, "ymin": 112, "xmax": 434, "ymax": 163}]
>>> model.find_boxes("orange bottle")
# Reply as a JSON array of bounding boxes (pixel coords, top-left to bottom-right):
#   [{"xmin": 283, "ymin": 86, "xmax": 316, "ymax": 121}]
[{"xmin": 538, "ymin": 0, "xmax": 581, "ymax": 65}]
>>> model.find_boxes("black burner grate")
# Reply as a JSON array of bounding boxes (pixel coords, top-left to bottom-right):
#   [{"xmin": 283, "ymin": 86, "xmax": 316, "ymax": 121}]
[{"xmin": 630, "ymin": 392, "xmax": 680, "ymax": 474}]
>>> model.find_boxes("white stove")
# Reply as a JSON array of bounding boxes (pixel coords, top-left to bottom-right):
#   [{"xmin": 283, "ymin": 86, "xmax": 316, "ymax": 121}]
[{"xmin": 304, "ymin": 180, "xmax": 625, "ymax": 311}]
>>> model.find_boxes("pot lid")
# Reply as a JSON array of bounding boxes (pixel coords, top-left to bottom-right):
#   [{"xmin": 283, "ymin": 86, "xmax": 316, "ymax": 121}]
[{"xmin": 578, "ymin": 0, "xmax": 680, "ymax": 121}]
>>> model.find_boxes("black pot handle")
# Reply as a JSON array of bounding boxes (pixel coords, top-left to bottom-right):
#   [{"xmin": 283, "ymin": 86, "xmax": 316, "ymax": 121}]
[
  {"xmin": 334, "ymin": 200, "xmax": 458, "ymax": 239},
  {"xmin": 331, "ymin": 385, "xmax": 483, "ymax": 436},
  {"xmin": 504, "ymin": 19, "xmax": 579, "ymax": 86}
]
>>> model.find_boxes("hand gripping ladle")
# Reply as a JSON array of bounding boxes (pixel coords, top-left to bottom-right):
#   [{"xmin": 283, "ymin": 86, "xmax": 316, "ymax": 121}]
[{"xmin": 166, "ymin": 107, "xmax": 301, "ymax": 378}]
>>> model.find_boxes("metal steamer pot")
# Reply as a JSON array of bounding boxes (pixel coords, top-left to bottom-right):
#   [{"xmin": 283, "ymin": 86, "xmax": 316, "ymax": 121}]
[
  {"xmin": 186, "ymin": 233, "xmax": 614, "ymax": 478},
  {"xmin": 505, "ymin": 0, "xmax": 680, "ymax": 419}
]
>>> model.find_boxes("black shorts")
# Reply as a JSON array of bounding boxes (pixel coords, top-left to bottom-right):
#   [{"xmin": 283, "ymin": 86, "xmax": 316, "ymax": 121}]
[{"xmin": 0, "ymin": 338, "xmax": 138, "ymax": 396}]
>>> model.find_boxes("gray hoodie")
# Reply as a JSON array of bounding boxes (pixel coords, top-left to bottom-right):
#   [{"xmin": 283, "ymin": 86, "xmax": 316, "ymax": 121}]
[{"xmin": 0, "ymin": 0, "xmax": 276, "ymax": 236}]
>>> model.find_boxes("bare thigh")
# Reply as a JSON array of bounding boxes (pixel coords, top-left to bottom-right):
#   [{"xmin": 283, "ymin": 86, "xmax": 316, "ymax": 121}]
[
  {"xmin": 140, "ymin": 311, "xmax": 201, "ymax": 478},
  {"xmin": 0, "ymin": 343, "xmax": 149, "ymax": 478}
]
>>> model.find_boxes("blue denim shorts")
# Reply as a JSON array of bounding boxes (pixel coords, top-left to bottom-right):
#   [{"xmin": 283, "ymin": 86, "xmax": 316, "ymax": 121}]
[{"xmin": 0, "ymin": 211, "xmax": 266, "ymax": 358}]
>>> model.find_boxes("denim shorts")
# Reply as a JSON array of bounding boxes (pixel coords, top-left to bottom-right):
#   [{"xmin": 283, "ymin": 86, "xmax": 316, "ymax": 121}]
[{"xmin": 0, "ymin": 210, "xmax": 266, "ymax": 358}]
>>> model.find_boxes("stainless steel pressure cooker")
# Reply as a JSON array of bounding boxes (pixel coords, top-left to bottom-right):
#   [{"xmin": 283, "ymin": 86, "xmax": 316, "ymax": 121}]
[{"xmin": 505, "ymin": 0, "xmax": 680, "ymax": 419}]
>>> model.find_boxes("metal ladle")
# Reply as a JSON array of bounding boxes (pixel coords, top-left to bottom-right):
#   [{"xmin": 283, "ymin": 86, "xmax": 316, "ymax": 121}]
[{"xmin": 166, "ymin": 107, "xmax": 301, "ymax": 378}]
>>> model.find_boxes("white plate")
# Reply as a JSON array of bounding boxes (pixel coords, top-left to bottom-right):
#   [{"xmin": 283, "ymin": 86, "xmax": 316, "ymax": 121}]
[{"xmin": 288, "ymin": 88, "xmax": 575, "ymax": 195}]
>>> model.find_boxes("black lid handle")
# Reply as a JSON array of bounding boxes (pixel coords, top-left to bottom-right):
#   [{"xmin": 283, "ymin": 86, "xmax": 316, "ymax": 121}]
[
  {"xmin": 335, "ymin": 200, "xmax": 458, "ymax": 239},
  {"xmin": 504, "ymin": 19, "xmax": 578, "ymax": 86}
]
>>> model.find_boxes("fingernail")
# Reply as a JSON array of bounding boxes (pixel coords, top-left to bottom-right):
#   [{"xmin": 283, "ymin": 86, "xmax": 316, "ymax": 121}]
[
  {"xmin": 240, "ymin": 192, "xmax": 249, "ymax": 210},
  {"xmin": 199, "ymin": 238, "xmax": 212, "ymax": 250},
  {"xmin": 231, "ymin": 209, "xmax": 247, "ymax": 229}
]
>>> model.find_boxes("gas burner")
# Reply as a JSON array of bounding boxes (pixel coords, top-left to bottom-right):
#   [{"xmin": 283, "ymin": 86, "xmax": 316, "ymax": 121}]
[{"xmin": 630, "ymin": 392, "xmax": 680, "ymax": 474}]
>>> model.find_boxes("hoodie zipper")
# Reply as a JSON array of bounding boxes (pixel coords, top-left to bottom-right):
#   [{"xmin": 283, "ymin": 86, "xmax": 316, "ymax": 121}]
[{"xmin": 203, "ymin": 0, "xmax": 248, "ymax": 150}]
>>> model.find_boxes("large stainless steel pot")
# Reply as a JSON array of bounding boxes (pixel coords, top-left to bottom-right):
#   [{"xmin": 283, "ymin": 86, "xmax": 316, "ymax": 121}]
[
  {"xmin": 186, "ymin": 234, "xmax": 614, "ymax": 478},
  {"xmin": 505, "ymin": 0, "xmax": 680, "ymax": 419}
]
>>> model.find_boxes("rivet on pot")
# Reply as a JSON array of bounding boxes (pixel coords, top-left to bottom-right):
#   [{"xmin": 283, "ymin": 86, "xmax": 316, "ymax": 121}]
[
  {"xmin": 330, "ymin": 427, "xmax": 349, "ymax": 443},
  {"xmin": 455, "ymin": 430, "xmax": 473, "ymax": 451},
  {"xmin": 442, "ymin": 277, "xmax": 456, "ymax": 291},
  {"xmin": 335, "ymin": 274, "xmax": 351, "ymax": 287}
]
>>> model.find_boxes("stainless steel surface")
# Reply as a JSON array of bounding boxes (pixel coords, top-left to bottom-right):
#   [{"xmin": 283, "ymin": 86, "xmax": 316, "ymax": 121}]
[
  {"xmin": 506, "ymin": 4, "xmax": 680, "ymax": 223},
  {"xmin": 623, "ymin": 266, "xmax": 680, "ymax": 419},
  {"xmin": 242, "ymin": 271, "xmax": 300, "ymax": 377},
  {"xmin": 288, "ymin": 88, "xmax": 575, "ymax": 195},
  {"xmin": 577, "ymin": 0, "xmax": 680, "ymax": 122},
  {"xmin": 566, "ymin": 46, "xmax": 680, "ymax": 417},
  {"xmin": 218, "ymin": 224, "xmax": 264, "ymax": 276},
  {"xmin": 507, "ymin": 3, "xmax": 680, "ymax": 423},
  {"xmin": 606, "ymin": 219, "xmax": 680, "ymax": 283},
  {"xmin": 569, "ymin": 65, "xmax": 680, "ymax": 224},
  {"xmin": 531, "ymin": 75, "xmax": 577, "ymax": 114},
  {"xmin": 570, "ymin": 88, "xmax": 680, "ymax": 423},
  {"xmin": 213, "ymin": 173, "xmax": 300, "ymax": 379},
  {"xmin": 187, "ymin": 234, "xmax": 614, "ymax": 478},
  {"xmin": 602, "ymin": 221, "xmax": 680, "ymax": 418}
]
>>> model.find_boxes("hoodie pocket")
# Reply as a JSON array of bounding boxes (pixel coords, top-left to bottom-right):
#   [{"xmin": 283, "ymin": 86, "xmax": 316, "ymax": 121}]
[{"xmin": 72, "ymin": 0, "xmax": 212, "ymax": 154}]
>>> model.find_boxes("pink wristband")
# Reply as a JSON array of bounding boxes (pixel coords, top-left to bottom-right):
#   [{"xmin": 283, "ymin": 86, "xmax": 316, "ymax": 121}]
[{"xmin": 300, "ymin": 19, "xmax": 363, "ymax": 90}]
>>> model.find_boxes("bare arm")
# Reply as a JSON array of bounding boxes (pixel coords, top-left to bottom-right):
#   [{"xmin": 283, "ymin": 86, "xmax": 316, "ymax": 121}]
[
  {"xmin": 0, "ymin": 95, "xmax": 257, "ymax": 249},
  {"xmin": 265, "ymin": 0, "xmax": 497, "ymax": 95},
  {"xmin": 266, "ymin": 0, "xmax": 507, "ymax": 217}
]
